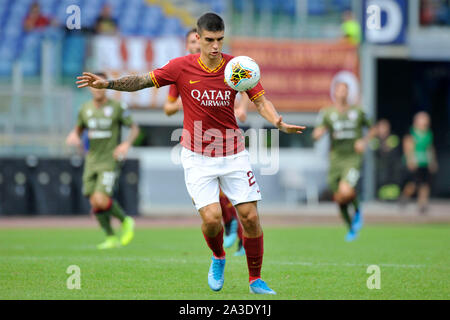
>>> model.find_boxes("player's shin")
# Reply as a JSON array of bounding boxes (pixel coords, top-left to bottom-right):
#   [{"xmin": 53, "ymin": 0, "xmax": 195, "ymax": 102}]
[
  {"xmin": 339, "ymin": 204, "xmax": 352, "ymax": 229},
  {"xmin": 110, "ymin": 200, "xmax": 127, "ymax": 222},
  {"xmin": 352, "ymin": 196, "xmax": 360, "ymax": 213},
  {"xmin": 243, "ymin": 234, "xmax": 264, "ymax": 283},
  {"xmin": 220, "ymin": 194, "xmax": 234, "ymax": 225},
  {"xmin": 94, "ymin": 210, "xmax": 114, "ymax": 236},
  {"xmin": 203, "ymin": 226, "xmax": 226, "ymax": 258}
]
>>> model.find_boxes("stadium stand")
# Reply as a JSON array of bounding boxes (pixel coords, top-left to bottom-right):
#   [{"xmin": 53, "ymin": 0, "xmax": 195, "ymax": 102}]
[
  {"xmin": 0, "ymin": 0, "xmax": 194, "ymax": 77},
  {"xmin": 0, "ymin": 0, "xmax": 362, "ymax": 77}
]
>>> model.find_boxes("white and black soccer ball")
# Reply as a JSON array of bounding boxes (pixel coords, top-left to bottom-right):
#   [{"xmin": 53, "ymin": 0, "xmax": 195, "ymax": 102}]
[{"xmin": 224, "ymin": 56, "xmax": 260, "ymax": 91}]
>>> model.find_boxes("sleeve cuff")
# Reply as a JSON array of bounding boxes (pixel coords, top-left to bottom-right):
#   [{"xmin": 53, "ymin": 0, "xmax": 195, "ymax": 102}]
[
  {"xmin": 149, "ymin": 71, "xmax": 160, "ymax": 88},
  {"xmin": 250, "ymin": 90, "xmax": 265, "ymax": 102},
  {"xmin": 167, "ymin": 95, "xmax": 178, "ymax": 103}
]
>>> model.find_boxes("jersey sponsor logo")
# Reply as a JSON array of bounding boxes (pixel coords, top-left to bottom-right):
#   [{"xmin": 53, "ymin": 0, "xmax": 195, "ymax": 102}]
[
  {"xmin": 191, "ymin": 89, "xmax": 232, "ymax": 107},
  {"xmin": 333, "ymin": 131, "xmax": 357, "ymax": 140},
  {"xmin": 87, "ymin": 119, "xmax": 96, "ymax": 129},
  {"xmin": 333, "ymin": 120, "xmax": 357, "ymax": 131},
  {"xmin": 87, "ymin": 118, "xmax": 112, "ymax": 129},
  {"xmin": 88, "ymin": 130, "xmax": 112, "ymax": 139},
  {"xmin": 189, "ymin": 80, "xmax": 201, "ymax": 84}
]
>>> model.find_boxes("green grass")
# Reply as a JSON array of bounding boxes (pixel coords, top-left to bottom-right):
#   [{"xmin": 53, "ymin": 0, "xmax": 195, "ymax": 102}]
[{"xmin": 0, "ymin": 225, "xmax": 449, "ymax": 300}]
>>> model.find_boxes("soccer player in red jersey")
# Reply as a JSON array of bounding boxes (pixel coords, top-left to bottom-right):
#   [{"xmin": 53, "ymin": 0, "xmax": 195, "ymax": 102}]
[
  {"xmin": 76, "ymin": 13, "xmax": 305, "ymax": 295},
  {"xmin": 164, "ymin": 27, "xmax": 245, "ymax": 256}
]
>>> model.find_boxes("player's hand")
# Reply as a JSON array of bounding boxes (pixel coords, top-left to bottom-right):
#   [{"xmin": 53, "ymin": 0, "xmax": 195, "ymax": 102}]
[
  {"xmin": 407, "ymin": 160, "xmax": 417, "ymax": 172},
  {"xmin": 114, "ymin": 142, "xmax": 131, "ymax": 161},
  {"xmin": 76, "ymin": 72, "xmax": 109, "ymax": 89},
  {"xmin": 312, "ymin": 126, "xmax": 327, "ymax": 141},
  {"xmin": 276, "ymin": 116, "xmax": 306, "ymax": 134},
  {"xmin": 66, "ymin": 131, "xmax": 81, "ymax": 147},
  {"xmin": 429, "ymin": 161, "xmax": 438, "ymax": 174},
  {"xmin": 354, "ymin": 139, "xmax": 367, "ymax": 154}
]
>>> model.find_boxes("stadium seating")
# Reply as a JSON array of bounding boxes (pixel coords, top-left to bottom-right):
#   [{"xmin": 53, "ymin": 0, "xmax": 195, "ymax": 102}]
[
  {"xmin": 0, "ymin": 157, "xmax": 139, "ymax": 215},
  {"xmin": 0, "ymin": 158, "xmax": 33, "ymax": 215},
  {"xmin": 0, "ymin": 0, "xmax": 191, "ymax": 77},
  {"xmin": 62, "ymin": 34, "xmax": 86, "ymax": 77},
  {"xmin": 0, "ymin": 0, "xmax": 358, "ymax": 77}
]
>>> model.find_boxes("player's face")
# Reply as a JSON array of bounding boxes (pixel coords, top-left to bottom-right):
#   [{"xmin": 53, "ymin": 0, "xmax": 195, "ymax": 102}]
[
  {"xmin": 197, "ymin": 30, "xmax": 224, "ymax": 60},
  {"xmin": 377, "ymin": 120, "xmax": 390, "ymax": 138},
  {"xmin": 89, "ymin": 87, "xmax": 106, "ymax": 101},
  {"xmin": 186, "ymin": 32, "xmax": 201, "ymax": 54},
  {"xmin": 334, "ymin": 82, "xmax": 349, "ymax": 102},
  {"xmin": 415, "ymin": 113, "xmax": 430, "ymax": 131}
]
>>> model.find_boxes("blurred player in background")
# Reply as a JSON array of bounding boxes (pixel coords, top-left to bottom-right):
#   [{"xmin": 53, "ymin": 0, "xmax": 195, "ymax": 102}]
[
  {"xmin": 400, "ymin": 112, "xmax": 438, "ymax": 214},
  {"xmin": 341, "ymin": 10, "xmax": 361, "ymax": 45},
  {"xmin": 164, "ymin": 28, "xmax": 245, "ymax": 256},
  {"xmin": 66, "ymin": 72, "xmax": 140, "ymax": 249},
  {"xmin": 76, "ymin": 13, "xmax": 305, "ymax": 295},
  {"xmin": 371, "ymin": 119, "xmax": 402, "ymax": 201},
  {"xmin": 164, "ymin": 28, "xmax": 200, "ymax": 116},
  {"xmin": 313, "ymin": 81, "xmax": 374, "ymax": 242}
]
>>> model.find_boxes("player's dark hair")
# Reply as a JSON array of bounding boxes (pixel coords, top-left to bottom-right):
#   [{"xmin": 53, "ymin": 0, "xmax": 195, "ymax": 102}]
[
  {"xmin": 186, "ymin": 28, "xmax": 197, "ymax": 39},
  {"xmin": 94, "ymin": 72, "xmax": 107, "ymax": 79},
  {"xmin": 197, "ymin": 13, "xmax": 224, "ymax": 34}
]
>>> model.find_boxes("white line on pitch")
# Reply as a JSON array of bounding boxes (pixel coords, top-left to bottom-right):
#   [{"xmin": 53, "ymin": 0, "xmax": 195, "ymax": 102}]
[{"xmin": 2, "ymin": 255, "xmax": 437, "ymax": 269}]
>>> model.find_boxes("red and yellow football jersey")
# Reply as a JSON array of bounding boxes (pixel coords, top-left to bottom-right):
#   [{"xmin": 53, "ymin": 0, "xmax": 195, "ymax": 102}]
[{"xmin": 151, "ymin": 53, "xmax": 265, "ymax": 157}]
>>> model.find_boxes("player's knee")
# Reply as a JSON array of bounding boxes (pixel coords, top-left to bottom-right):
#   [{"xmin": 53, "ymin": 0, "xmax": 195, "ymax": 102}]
[
  {"xmin": 90, "ymin": 193, "xmax": 110, "ymax": 211},
  {"xmin": 239, "ymin": 209, "xmax": 259, "ymax": 230},
  {"xmin": 203, "ymin": 214, "xmax": 222, "ymax": 227},
  {"xmin": 200, "ymin": 206, "xmax": 222, "ymax": 229},
  {"xmin": 337, "ymin": 192, "xmax": 355, "ymax": 205},
  {"xmin": 337, "ymin": 184, "xmax": 356, "ymax": 204},
  {"xmin": 333, "ymin": 192, "xmax": 344, "ymax": 205}
]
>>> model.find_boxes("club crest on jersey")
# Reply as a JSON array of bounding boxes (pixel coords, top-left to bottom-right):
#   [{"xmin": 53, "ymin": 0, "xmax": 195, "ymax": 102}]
[
  {"xmin": 103, "ymin": 106, "xmax": 113, "ymax": 117},
  {"xmin": 348, "ymin": 110, "xmax": 358, "ymax": 121},
  {"xmin": 86, "ymin": 109, "xmax": 93, "ymax": 118},
  {"xmin": 230, "ymin": 62, "xmax": 252, "ymax": 86}
]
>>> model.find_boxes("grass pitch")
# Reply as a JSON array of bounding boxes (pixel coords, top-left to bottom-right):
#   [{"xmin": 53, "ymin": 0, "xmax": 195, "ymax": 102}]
[{"xmin": 0, "ymin": 225, "xmax": 449, "ymax": 300}]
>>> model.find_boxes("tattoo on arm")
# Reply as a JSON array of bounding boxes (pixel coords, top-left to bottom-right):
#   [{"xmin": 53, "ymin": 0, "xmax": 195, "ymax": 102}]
[{"xmin": 107, "ymin": 73, "xmax": 154, "ymax": 92}]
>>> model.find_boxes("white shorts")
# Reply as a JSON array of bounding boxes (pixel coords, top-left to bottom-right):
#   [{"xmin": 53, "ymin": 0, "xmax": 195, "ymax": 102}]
[{"xmin": 181, "ymin": 147, "xmax": 262, "ymax": 210}]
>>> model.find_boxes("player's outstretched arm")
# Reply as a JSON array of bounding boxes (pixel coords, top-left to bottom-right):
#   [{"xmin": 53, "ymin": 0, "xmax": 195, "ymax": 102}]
[
  {"xmin": 114, "ymin": 123, "xmax": 140, "ymax": 160},
  {"xmin": 312, "ymin": 126, "xmax": 327, "ymax": 141},
  {"xmin": 76, "ymin": 72, "xmax": 155, "ymax": 92},
  {"xmin": 403, "ymin": 135, "xmax": 417, "ymax": 171},
  {"xmin": 66, "ymin": 126, "xmax": 83, "ymax": 147},
  {"xmin": 253, "ymin": 95, "xmax": 306, "ymax": 134},
  {"xmin": 355, "ymin": 125, "xmax": 377, "ymax": 154},
  {"xmin": 429, "ymin": 145, "xmax": 439, "ymax": 173},
  {"xmin": 164, "ymin": 99, "xmax": 183, "ymax": 117}
]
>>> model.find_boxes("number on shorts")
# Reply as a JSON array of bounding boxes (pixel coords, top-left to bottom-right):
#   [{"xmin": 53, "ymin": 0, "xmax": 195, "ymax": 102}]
[
  {"xmin": 247, "ymin": 171, "xmax": 256, "ymax": 187},
  {"xmin": 102, "ymin": 172, "xmax": 116, "ymax": 193},
  {"xmin": 346, "ymin": 168, "xmax": 360, "ymax": 187}
]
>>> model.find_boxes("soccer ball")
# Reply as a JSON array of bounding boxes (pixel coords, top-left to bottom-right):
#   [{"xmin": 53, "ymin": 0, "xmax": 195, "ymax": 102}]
[{"xmin": 224, "ymin": 56, "xmax": 260, "ymax": 91}]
